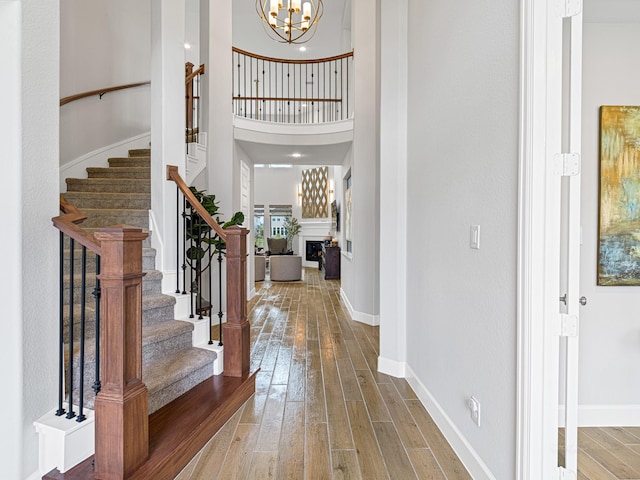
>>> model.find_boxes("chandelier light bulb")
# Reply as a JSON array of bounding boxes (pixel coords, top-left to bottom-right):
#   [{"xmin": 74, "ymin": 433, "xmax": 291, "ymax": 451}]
[{"xmin": 303, "ymin": 2, "xmax": 311, "ymax": 20}]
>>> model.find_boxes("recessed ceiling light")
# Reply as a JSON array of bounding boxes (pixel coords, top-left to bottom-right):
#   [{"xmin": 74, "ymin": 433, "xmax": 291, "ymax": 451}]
[
  {"xmin": 184, "ymin": 43, "xmax": 191, "ymax": 49},
  {"xmin": 291, "ymin": 153, "xmax": 302, "ymax": 158},
  {"xmin": 299, "ymin": 46, "xmax": 307, "ymax": 52}
]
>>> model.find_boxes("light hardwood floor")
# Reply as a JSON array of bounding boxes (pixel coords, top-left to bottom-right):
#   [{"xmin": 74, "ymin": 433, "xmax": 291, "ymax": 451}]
[
  {"xmin": 175, "ymin": 268, "xmax": 471, "ymax": 479},
  {"xmin": 560, "ymin": 427, "xmax": 640, "ymax": 480}
]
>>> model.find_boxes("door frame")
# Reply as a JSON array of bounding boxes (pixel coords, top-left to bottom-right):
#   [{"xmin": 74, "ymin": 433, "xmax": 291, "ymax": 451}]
[{"xmin": 517, "ymin": 0, "xmax": 567, "ymax": 478}]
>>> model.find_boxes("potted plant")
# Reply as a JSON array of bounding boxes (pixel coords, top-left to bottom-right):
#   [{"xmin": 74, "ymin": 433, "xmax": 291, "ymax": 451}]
[
  {"xmin": 284, "ymin": 216, "xmax": 301, "ymax": 252},
  {"xmin": 185, "ymin": 187, "xmax": 244, "ymax": 323}
]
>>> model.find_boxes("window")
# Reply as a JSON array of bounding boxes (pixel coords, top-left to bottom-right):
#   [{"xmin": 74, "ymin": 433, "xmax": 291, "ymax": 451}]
[
  {"xmin": 254, "ymin": 205, "xmax": 265, "ymax": 249},
  {"xmin": 269, "ymin": 204, "xmax": 292, "ymax": 237}
]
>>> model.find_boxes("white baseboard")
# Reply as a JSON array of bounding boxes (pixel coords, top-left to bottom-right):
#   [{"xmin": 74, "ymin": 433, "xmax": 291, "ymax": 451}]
[
  {"xmin": 405, "ymin": 365, "xmax": 495, "ymax": 480},
  {"xmin": 558, "ymin": 404, "xmax": 640, "ymax": 427},
  {"xmin": 339, "ymin": 288, "xmax": 380, "ymax": 326},
  {"xmin": 249, "ymin": 287, "xmax": 257, "ymax": 300},
  {"xmin": 377, "ymin": 356, "xmax": 406, "ymax": 378},
  {"xmin": 60, "ymin": 132, "xmax": 151, "ymax": 192}
]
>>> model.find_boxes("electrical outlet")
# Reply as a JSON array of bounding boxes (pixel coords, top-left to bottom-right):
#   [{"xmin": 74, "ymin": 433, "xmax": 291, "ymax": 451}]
[{"xmin": 468, "ymin": 396, "xmax": 481, "ymax": 426}]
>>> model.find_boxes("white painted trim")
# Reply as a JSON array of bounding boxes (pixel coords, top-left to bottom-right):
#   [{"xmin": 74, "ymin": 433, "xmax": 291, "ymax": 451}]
[
  {"xmin": 377, "ymin": 356, "xmax": 406, "ymax": 378},
  {"xmin": 339, "ymin": 288, "xmax": 380, "ymax": 326},
  {"xmin": 558, "ymin": 405, "xmax": 640, "ymax": 427},
  {"xmin": 248, "ymin": 287, "xmax": 257, "ymax": 300},
  {"xmin": 517, "ymin": 1, "xmax": 564, "ymax": 478},
  {"xmin": 25, "ymin": 471, "xmax": 42, "ymax": 480},
  {"xmin": 405, "ymin": 365, "xmax": 495, "ymax": 480},
  {"xmin": 59, "ymin": 132, "xmax": 151, "ymax": 191},
  {"xmin": 34, "ymin": 405, "xmax": 95, "ymax": 475}
]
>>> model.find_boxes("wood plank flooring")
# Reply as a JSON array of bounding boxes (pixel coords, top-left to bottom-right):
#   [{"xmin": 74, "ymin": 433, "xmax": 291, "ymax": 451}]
[
  {"xmin": 560, "ymin": 427, "xmax": 640, "ymax": 479},
  {"xmin": 175, "ymin": 268, "xmax": 471, "ymax": 480}
]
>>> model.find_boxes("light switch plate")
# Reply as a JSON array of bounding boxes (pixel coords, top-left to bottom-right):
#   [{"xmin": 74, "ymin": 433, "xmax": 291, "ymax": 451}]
[{"xmin": 470, "ymin": 225, "xmax": 480, "ymax": 249}]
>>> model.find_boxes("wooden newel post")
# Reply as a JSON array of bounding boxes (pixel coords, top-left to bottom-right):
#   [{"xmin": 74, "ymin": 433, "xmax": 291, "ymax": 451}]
[
  {"xmin": 93, "ymin": 226, "xmax": 149, "ymax": 480},
  {"xmin": 223, "ymin": 226, "xmax": 250, "ymax": 377}
]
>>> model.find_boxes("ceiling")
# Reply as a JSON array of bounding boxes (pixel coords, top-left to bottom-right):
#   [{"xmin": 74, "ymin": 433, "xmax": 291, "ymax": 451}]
[{"xmin": 237, "ymin": 140, "xmax": 351, "ymax": 166}]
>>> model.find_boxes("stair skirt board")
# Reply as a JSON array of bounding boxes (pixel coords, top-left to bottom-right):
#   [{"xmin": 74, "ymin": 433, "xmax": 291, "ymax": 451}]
[{"xmin": 43, "ymin": 371, "xmax": 258, "ymax": 480}]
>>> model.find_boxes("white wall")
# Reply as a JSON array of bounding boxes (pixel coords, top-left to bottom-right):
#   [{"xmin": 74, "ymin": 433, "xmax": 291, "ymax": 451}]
[
  {"xmin": 404, "ymin": 0, "xmax": 519, "ymax": 478},
  {"xmin": 60, "ymin": 0, "xmax": 151, "ymax": 166},
  {"xmin": 578, "ymin": 22, "xmax": 640, "ymax": 423},
  {"xmin": 340, "ymin": 0, "xmax": 380, "ymax": 324},
  {"xmin": 0, "ymin": 1, "xmax": 60, "ymax": 476}
]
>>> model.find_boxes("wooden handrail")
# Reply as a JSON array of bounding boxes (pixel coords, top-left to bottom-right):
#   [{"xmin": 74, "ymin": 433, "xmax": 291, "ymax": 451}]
[
  {"xmin": 232, "ymin": 46, "xmax": 354, "ymax": 65},
  {"xmin": 233, "ymin": 96, "xmax": 342, "ymax": 103},
  {"xmin": 52, "ymin": 195, "xmax": 102, "ymax": 254},
  {"xmin": 60, "ymin": 81, "xmax": 150, "ymax": 106},
  {"xmin": 185, "ymin": 64, "xmax": 205, "ymax": 84},
  {"xmin": 166, "ymin": 166, "xmax": 227, "ymax": 241}
]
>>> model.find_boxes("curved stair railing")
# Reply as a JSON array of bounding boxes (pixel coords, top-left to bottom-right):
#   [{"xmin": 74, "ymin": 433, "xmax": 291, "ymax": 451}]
[
  {"xmin": 52, "ymin": 196, "xmax": 150, "ymax": 478},
  {"xmin": 167, "ymin": 165, "xmax": 251, "ymax": 378},
  {"xmin": 232, "ymin": 47, "xmax": 354, "ymax": 124},
  {"xmin": 60, "ymin": 81, "xmax": 150, "ymax": 106}
]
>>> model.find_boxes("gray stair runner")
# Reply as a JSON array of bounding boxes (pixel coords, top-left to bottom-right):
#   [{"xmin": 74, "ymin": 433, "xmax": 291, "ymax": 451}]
[{"xmin": 63, "ymin": 148, "xmax": 215, "ymax": 414}]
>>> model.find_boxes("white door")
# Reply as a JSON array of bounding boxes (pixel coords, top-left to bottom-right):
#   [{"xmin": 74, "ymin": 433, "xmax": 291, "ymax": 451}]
[{"xmin": 558, "ymin": 7, "xmax": 583, "ymax": 477}]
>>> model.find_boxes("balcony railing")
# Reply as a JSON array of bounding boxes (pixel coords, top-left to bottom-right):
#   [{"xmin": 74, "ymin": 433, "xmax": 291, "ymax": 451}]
[{"xmin": 232, "ymin": 47, "xmax": 353, "ymax": 124}]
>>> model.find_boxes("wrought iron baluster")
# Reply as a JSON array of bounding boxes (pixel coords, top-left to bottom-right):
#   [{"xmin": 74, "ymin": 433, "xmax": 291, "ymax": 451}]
[
  {"xmin": 217, "ymin": 249, "xmax": 224, "ymax": 347},
  {"xmin": 197, "ymin": 217, "xmax": 203, "ymax": 320},
  {"xmin": 176, "ymin": 188, "xmax": 180, "ymax": 293},
  {"xmin": 77, "ymin": 246, "xmax": 87, "ymax": 422},
  {"xmin": 182, "ymin": 195, "xmax": 187, "ymax": 295},
  {"xmin": 66, "ymin": 238, "xmax": 76, "ymax": 420},
  {"xmin": 56, "ymin": 232, "xmax": 66, "ymax": 417},
  {"xmin": 92, "ymin": 254, "xmax": 101, "ymax": 395},
  {"xmin": 208, "ymin": 229, "xmax": 213, "ymax": 345}
]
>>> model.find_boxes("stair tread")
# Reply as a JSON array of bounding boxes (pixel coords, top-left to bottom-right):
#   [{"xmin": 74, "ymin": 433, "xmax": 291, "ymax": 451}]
[
  {"xmin": 87, "ymin": 166, "xmax": 150, "ymax": 171},
  {"xmin": 143, "ymin": 319, "xmax": 193, "ymax": 345},
  {"xmin": 144, "ymin": 348, "xmax": 216, "ymax": 394},
  {"xmin": 66, "ymin": 177, "xmax": 150, "ymax": 183},
  {"xmin": 80, "ymin": 207, "xmax": 149, "ymax": 215},
  {"xmin": 143, "ymin": 293, "xmax": 176, "ymax": 310},
  {"xmin": 63, "ymin": 192, "xmax": 150, "ymax": 198}
]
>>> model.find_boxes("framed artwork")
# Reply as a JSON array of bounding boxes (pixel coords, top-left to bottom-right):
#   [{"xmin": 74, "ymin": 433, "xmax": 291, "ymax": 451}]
[{"xmin": 598, "ymin": 105, "xmax": 640, "ymax": 285}]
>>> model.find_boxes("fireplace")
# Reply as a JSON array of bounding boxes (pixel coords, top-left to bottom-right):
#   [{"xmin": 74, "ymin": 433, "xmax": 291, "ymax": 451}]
[{"xmin": 305, "ymin": 240, "xmax": 323, "ymax": 262}]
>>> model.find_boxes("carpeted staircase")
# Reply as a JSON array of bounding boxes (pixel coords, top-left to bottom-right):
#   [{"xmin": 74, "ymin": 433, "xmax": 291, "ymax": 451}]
[{"xmin": 63, "ymin": 149, "xmax": 216, "ymax": 413}]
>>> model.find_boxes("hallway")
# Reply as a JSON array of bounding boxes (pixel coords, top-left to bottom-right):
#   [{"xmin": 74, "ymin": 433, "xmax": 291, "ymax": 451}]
[{"xmin": 175, "ymin": 268, "xmax": 470, "ymax": 479}]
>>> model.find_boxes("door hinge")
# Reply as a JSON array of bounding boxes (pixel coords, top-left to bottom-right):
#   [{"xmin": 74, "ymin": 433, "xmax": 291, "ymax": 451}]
[
  {"xmin": 554, "ymin": 153, "xmax": 581, "ymax": 176},
  {"xmin": 559, "ymin": 466, "xmax": 577, "ymax": 480},
  {"xmin": 562, "ymin": 0, "xmax": 582, "ymax": 18},
  {"xmin": 559, "ymin": 314, "xmax": 578, "ymax": 337}
]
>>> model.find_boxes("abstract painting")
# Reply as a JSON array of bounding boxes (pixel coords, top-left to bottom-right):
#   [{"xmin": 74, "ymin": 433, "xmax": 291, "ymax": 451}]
[{"xmin": 598, "ymin": 105, "xmax": 640, "ymax": 285}]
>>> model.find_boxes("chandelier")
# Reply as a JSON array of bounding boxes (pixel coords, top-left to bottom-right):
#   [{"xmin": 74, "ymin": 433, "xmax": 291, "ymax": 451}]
[{"xmin": 256, "ymin": 0, "xmax": 324, "ymax": 44}]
